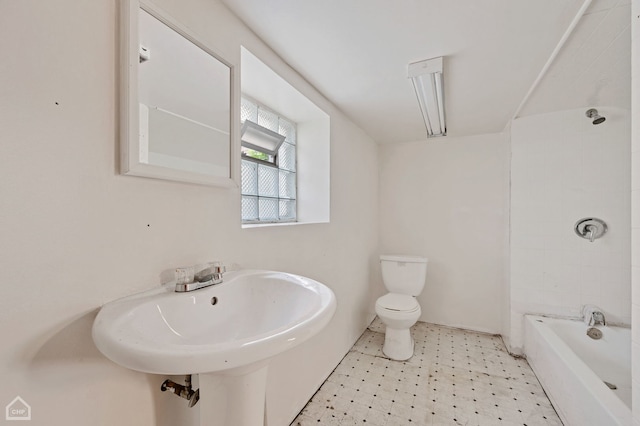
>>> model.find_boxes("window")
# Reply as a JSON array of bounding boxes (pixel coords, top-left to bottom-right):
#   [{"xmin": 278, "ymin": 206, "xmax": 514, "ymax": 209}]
[
  {"xmin": 240, "ymin": 97, "xmax": 297, "ymax": 223},
  {"xmin": 241, "ymin": 47, "xmax": 330, "ymax": 226}
]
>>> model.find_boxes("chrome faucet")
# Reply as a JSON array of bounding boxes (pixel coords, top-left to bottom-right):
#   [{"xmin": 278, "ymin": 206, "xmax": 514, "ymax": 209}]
[
  {"xmin": 175, "ymin": 263, "xmax": 226, "ymax": 292},
  {"xmin": 583, "ymin": 304, "xmax": 606, "ymax": 326},
  {"xmin": 590, "ymin": 311, "xmax": 606, "ymax": 326}
]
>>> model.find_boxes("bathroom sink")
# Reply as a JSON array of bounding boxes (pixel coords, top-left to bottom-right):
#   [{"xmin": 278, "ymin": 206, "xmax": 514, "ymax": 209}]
[{"xmin": 92, "ymin": 269, "xmax": 336, "ymax": 375}]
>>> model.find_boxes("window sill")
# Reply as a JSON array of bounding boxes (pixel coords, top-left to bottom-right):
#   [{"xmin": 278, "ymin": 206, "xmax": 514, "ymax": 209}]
[{"xmin": 242, "ymin": 220, "xmax": 328, "ymax": 229}]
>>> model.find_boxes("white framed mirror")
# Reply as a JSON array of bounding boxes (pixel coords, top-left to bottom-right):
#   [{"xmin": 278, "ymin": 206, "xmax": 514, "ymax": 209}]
[{"xmin": 120, "ymin": 0, "xmax": 236, "ymax": 187}]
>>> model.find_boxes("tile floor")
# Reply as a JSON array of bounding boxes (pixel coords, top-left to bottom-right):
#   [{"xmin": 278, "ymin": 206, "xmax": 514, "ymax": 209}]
[{"xmin": 291, "ymin": 318, "xmax": 562, "ymax": 426}]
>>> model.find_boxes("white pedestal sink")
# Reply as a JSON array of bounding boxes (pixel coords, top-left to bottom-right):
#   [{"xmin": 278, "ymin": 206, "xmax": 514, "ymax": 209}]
[{"xmin": 92, "ymin": 269, "xmax": 336, "ymax": 426}]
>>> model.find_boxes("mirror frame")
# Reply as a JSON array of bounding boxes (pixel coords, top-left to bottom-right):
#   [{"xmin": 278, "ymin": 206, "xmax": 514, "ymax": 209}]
[{"xmin": 120, "ymin": 0, "xmax": 237, "ymax": 187}]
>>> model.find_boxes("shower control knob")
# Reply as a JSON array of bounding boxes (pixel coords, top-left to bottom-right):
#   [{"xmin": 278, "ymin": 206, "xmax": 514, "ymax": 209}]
[{"xmin": 574, "ymin": 218, "xmax": 607, "ymax": 242}]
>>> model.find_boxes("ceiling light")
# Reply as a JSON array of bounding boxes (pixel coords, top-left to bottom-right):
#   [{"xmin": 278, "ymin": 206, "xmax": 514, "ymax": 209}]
[
  {"xmin": 240, "ymin": 120, "xmax": 286, "ymax": 156},
  {"xmin": 408, "ymin": 56, "xmax": 446, "ymax": 138}
]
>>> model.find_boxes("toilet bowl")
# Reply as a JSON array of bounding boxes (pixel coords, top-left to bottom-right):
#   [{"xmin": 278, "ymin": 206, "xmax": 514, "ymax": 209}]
[
  {"xmin": 375, "ymin": 294, "xmax": 421, "ymax": 360},
  {"xmin": 376, "ymin": 255, "xmax": 428, "ymax": 361}
]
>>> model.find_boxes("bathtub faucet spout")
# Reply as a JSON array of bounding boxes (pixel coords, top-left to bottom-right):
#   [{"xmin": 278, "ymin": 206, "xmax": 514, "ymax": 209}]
[
  {"xmin": 591, "ymin": 311, "xmax": 606, "ymax": 326},
  {"xmin": 582, "ymin": 304, "xmax": 606, "ymax": 326}
]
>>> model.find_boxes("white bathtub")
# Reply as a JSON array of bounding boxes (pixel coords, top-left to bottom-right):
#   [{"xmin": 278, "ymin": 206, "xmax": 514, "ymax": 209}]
[{"xmin": 524, "ymin": 315, "xmax": 631, "ymax": 426}]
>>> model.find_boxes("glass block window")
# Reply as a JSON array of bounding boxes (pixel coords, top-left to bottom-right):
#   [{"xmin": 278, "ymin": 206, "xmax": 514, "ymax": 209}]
[{"xmin": 241, "ymin": 97, "xmax": 297, "ymax": 223}]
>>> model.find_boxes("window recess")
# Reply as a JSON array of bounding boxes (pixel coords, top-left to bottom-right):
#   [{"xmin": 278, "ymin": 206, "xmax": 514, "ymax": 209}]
[{"xmin": 240, "ymin": 97, "xmax": 297, "ymax": 223}]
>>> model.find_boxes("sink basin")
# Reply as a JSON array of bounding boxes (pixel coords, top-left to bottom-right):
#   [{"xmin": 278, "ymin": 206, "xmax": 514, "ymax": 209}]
[{"xmin": 92, "ymin": 269, "xmax": 336, "ymax": 375}]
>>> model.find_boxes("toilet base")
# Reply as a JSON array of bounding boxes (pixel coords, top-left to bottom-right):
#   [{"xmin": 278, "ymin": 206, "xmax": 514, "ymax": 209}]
[{"xmin": 382, "ymin": 326, "xmax": 414, "ymax": 361}]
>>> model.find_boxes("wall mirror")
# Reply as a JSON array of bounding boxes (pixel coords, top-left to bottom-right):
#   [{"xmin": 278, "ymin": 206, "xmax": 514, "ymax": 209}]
[{"xmin": 120, "ymin": 0, "xmax": 235, "ymax": 187}]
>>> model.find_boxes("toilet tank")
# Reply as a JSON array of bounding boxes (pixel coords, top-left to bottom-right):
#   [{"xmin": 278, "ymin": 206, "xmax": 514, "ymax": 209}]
[{"xmin": 380, "ymin": 255, "xmax": 428, "ymax": 296}]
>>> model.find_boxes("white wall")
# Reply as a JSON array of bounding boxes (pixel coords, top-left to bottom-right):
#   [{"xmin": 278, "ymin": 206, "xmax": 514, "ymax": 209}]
[
  {"xmin": 0, "ymin": 1, "xmax": 380, "ymax": 425},
  {"xmin": 510, "ymin": 107, "xmax": 631, "ymax": 353},
  {"xmin": 631, "ymin": 1, "xmax": 640, "ymax": 424},
  {"xmin": 378, "ymin": 133, "xmax": 510, "ymax": 334}
]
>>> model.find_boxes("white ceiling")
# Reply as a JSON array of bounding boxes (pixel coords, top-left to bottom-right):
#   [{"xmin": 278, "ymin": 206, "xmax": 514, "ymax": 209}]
[
  {"xmin": 519, "ymin": 0, "xmax": 631, "ymax": 117},
  {"xmin": 220, "ymin": 0, "xmax": 631, "ymax": 144}
]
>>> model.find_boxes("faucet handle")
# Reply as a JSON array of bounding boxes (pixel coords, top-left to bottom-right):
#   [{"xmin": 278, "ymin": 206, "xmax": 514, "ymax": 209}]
[
  {"xmin": 194, "ymin": 262, "xmax": 225, "ymax": 283},
  {"xmin": 175, "ymin": 266, "xmax": 195, "ymax": 285},
  {"xmin": 574, "ymin": 218, "xmax": 607, "ymax": 242}
]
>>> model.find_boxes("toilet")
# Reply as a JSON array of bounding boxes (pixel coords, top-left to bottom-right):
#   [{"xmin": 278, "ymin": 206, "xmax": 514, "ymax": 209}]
[{"xmin": 375, "ymin": 254, "xmax": 428, "ymax": 361}]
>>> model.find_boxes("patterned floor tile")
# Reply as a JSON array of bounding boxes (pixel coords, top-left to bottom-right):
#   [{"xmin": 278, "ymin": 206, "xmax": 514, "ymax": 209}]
[{"xmin": 290, "ymin": 318, "xmax": 562, "ymax": 426}]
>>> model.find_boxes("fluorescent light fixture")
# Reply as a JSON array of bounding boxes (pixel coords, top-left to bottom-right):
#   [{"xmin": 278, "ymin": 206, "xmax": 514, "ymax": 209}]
[
  {"xmin": 408, "ymin": 56, "xmax": 446, "ymax": 138},
  {"xmin": 240, "ymin": 120, "xmax": 286, "ymax": 156}
]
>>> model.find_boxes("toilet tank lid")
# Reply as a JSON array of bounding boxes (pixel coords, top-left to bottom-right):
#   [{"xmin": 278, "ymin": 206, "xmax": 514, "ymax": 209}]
[{"xmin": 380, "ymin": 255, "xmax": 428, "ymax": 263}]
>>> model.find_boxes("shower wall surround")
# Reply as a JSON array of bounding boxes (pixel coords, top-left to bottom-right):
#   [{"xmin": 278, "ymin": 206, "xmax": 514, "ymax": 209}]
[
  {"xmin": 510, "ymin": 107, "xmax": 631, "ymax": 353},
  {"xmin": 0, "ymin": 0, "xmax": 380, "ymax": 425}
]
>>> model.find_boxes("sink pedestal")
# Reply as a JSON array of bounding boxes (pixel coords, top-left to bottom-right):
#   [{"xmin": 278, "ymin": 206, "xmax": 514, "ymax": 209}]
[{"xmin": 199, "ymin": 362, "xmax": 269, "ymax": 426}]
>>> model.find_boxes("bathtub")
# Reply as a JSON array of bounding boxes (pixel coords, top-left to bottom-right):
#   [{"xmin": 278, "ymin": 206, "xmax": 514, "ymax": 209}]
[{"xmin": 524, "ymin": 315, "xmax": 631, "ymax": 426}]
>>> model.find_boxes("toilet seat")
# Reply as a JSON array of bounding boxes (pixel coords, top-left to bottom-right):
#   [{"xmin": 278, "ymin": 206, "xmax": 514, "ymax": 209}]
[{"xmin": 376, "ymin": 293, "xmax": 419, "ymax": 313}]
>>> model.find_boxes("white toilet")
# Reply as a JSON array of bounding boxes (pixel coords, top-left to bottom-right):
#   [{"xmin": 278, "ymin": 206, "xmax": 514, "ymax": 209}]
[{"xmin": 375, "ymin": 254, "xmax": 428, "ymax": 361}]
